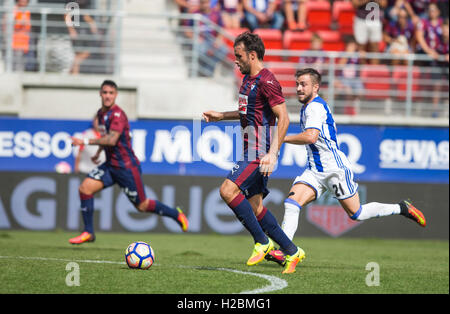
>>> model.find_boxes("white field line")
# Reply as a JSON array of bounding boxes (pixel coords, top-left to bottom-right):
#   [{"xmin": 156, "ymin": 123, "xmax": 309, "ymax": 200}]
[{"xmin": 0, "ymin": 255, "xmax": 288, "ymax": 294}]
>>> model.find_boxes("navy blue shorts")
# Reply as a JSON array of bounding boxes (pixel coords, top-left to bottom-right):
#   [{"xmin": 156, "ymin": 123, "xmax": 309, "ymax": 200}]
[
  {"xmin": 87, "ymin": 162, "xmax": 146, "ymax": 206},
  {"xmin": 226, "ymin": 160, "xmax": 269, "ymax": 199}
]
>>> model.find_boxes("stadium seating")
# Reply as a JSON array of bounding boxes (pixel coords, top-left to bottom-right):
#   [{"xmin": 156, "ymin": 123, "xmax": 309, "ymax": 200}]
[
  {"xmin": 316, "ymin": 30, "xmax": 345, "ymax": 51},
  {"xmin": 360, "ymin": 64, "xmax": 391, "ymax": 100},
  {"xmin": 283, "ymin": 30, "xmax": 313, "ymax": 62},
  {"xmin": 392, "ymin": 65, "xmax": 421, "ymax": 101},
  {"xmin": 332, "ymin": 0, "xmax": 355, "ymax": 35},
  {"xmin": 269, "ymin": 67, "xmax": 297, "ymax": 96},
  {"xmin": 306, "ymin": 0, "xmax": 332, "ymax": 31},
  {"xmin": 253, "ymin": 29, "xmax": 283, "ymax": 61},
  {"xmin": 224, "ymin": 28, "xmax": 250, "ymax": 61}
]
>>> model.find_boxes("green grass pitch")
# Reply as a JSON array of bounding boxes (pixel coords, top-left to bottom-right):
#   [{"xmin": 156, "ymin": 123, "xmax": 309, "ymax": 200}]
[{"xmin": 0, "ymin": 231, "xmax": 448, "ymax": 294}]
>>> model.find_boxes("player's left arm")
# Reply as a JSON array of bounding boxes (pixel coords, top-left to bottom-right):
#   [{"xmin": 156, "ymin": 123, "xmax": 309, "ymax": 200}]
[
  {"xmin": 259, "ymin": 102, "xmax": 289, "ymax": 176},
  {"xmin": 269, "ymin": 102, "xmax": 290, "ymax": 155}
]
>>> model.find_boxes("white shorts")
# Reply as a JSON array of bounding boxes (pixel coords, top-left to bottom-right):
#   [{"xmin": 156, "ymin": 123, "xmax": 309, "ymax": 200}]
[
  {"xmin": 293, "ymin": 168, "xmax": 359, "ymax": 200},
  {"xmin": 353, "ymin": 17, "xmax": 382, "ymax": 45}
]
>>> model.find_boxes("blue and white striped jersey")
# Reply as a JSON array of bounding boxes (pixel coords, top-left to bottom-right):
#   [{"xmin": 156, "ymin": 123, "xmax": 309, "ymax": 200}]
[{"xmin": 300, "ymin": 95, "xmax": 352, "ymax": 173}]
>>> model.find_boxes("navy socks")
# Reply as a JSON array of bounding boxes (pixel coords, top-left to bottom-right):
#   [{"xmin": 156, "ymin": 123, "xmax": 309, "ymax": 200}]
[
  {"xmin": 257, "ymin": 207, "xmax": 298, "ymax": 256},
  {"xmin": 145, "ymin": 199, "xmax": 179, "ymax": 220},
  {"xmin": 227, "ymin": 194, "xmax": 269, "ymax": 245},
  {"xmin": 80, "ymin": 192, "xmax": 94, "ymax": 234}
]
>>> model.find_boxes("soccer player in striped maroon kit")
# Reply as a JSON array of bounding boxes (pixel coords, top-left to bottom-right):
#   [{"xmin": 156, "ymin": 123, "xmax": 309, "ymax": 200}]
[
  {"xmin": 203, "ymin": 32, "xmax": 304, "ymax": 274},
  {"xmin": 69, "ymin": 80, "xmax": 188, "ymax": 244}
]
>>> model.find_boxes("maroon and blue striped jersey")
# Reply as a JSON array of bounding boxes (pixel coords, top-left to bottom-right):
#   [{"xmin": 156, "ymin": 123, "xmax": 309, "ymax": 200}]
[
  {"xmin": 237, "ymin": 68, "xmax": 285, "ymax": 160},
  {"xmin": 97, "ymin": 104, "xmax": 140, "ymax": 168}
]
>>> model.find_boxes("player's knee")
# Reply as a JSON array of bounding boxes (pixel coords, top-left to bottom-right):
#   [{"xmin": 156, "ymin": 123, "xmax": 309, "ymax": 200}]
[
  {"xmin": 219, "ymin": 181, "xmax": 238, "ymax": 203},
  {"xmin": 135, "ymin": 202, "xmax": 145, "ymax": 212},
  {"xmin": 348, "ymin": 206, "xmax": 362, "ymax": 220},
  {"xmin": 78, "ymin": 184, "xmax": 91, "ymax": 197},
  {"xmin": 135, "ymin": 199, "xmax": 153, "ymax": 213}
]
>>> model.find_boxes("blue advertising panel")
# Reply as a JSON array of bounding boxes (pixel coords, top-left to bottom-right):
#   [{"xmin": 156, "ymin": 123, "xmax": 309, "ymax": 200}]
[{"xmin": 0, "ymin": 117, "xmax": 448, "ymax": 183}]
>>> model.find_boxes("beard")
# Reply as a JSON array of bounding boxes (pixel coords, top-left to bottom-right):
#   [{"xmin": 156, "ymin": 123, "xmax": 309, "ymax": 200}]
[
  {"xmin": 298, "ymin": 92, "xmax": 314, "ymax": 105},
  {"xmin": 238, "ymin": 62, "xmax": 250, "ymax": 75}
]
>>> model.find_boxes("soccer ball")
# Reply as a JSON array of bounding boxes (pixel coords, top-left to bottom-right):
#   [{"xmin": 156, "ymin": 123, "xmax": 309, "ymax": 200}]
[{"xmin": 125, "ymin": 241, "xmax": 155, "ymax": 270}]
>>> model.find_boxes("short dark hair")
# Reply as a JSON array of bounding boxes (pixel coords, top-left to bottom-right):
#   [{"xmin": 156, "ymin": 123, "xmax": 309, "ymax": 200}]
[
  {"xmin": 295, "ymin": 68, "xmax": 322, "ymax": 86},
  {"xmin": 234, "ymin": 31, "xmax": 265, "ymax": 60},
  {"xmin": 101, "ymin": 80, "xmax": 118, "ymax": 90}
]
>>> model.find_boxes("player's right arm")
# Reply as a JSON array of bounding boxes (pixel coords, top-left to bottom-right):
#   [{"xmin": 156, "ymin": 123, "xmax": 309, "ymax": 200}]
[
  {"xmin": 202, "ymin": 110, "xmax": 240, "ymax": 122},
  {"xmin": 71, "ymin": 130, "xmax": 121, "ymax": 147},
  {"xmin": 284, "ymin": 128, "xmax": 319, "ymax": 145},
  {"xmin": 91, "ymin": 146, "xmax": 104, "ymax": 164},
  {"xmin": 284, "ymin": 103, "xmax": 323, "ymax": 145}
]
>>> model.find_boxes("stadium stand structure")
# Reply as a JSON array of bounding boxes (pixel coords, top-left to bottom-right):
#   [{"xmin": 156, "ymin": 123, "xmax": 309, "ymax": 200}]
[
  {"xmin": 119, "ymin": 0, "xmax": 188, "ymax": 80},
  {"xmin": 0, "ymin": 0, "xmax": 447, "ymax": 124}
]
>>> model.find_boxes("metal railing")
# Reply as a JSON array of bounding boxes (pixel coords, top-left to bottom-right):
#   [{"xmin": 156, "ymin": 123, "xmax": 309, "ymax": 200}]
[
  {"xmin": 262, "ymin": 49, "xmax": 449, "ymax": 118},
  {"xmin": 0, "ymin": 5, "xmax": 448, "ymax": 119},
  {"xmin": 0, "ymin": 6, "xmax": 121, "ymax": 74}
]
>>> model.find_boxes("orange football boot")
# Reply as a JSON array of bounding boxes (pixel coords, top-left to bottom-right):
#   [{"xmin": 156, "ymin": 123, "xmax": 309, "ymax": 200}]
[
  {"xmin": 400, "ymin": 200, "xmax": 426, "ymax": 227},
  {"xmin": 176, "ymin": 207, "xmax": 189, "ymax": 232},
  {"xmin": 69, "ymin": 231, "xmax": 96, "ymax": 244}
]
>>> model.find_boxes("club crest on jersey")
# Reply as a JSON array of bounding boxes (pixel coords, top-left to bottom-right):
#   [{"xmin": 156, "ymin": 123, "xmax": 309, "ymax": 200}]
[
  {"xmin": 114, "ymin": 112, "xmax": 121, "ymax": 118},
  {"xmin": 238, "ymin": 94, "xmax": 248, "ymax": 114}
]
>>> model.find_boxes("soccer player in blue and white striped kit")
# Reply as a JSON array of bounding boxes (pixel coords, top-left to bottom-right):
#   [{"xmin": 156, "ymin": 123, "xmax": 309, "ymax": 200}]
[{"xmin": 266, "ymin": 68, "xmax": 426, "ymax": 265}]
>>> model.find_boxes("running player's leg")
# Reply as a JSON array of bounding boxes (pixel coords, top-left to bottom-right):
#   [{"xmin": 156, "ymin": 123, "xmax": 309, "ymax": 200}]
[
  {"xmin": 340, "ymin": 194, "xmax": 426, "ymax": 226},
  {"xmin": 121, "ymin": 165, "xmax": 188, "ymax": 231},
  {"xmin": 281, "ymin": 182, "xmax": 316, "ymax": 240},
  {"xmin": 69, "ymin": 167, "xmax": 107, "ymax": 244},
  {"xmin": 220, "ymin": 177, "xmax": 269, "ymax": 246},
  {"xmin": 280, "ymin": 170, "xmax": 324, "ymax": 241},
  {"xmin": 79, "ymin": 177, "xmax": 104, "ymax": 233},
  {"xmin": 333, "ymin": 170, "xmax": 426, "ymax": 227},
  {"xmin": 248, "ymin": 193, "xmax": 298, "ymax": 257}
]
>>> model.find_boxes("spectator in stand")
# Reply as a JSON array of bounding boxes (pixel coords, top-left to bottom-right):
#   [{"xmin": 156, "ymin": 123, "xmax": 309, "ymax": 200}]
[
  {"xmin": 433, "ymin": 17, "xmax": 448, "ymax": 117},
  {"xmin": 383, "ymin": 7, "xmax": 416, "ymax": 64},
  {"xmin": 298, "ymin": 32, "xmax": 327, "ymax": 74},
  {"xmin": 335, "ymin": 37, "xmax": 364, "ymax": 115},
  {"xmin": 440, "ymin": 18, "xmax": 449, "ymax": 62},
  {"xmin": 352, "ymin": 0, "xmax": 387, "ymax": 64},
  {"xmin": 218, "ymin": 0, "xmax": 243, "ymax": 28},
  {"xmin": 185, "ymin": 0, "xmax": 229, "ymax": 76},
  {"xmin": 385, "ymin": 0, "xmax": 402, "ymax": 22},
  {"xmin": 403, "ymin": 0, "xmax": 431, "ymax": 24},
  {"xmin": 242, "ymin": 0, "xmax": 284, "ymax": 31},
  {"xmin": 175, "ymin": 0, "xmax": 200, "ymax": 13},
  {"xmin": 387, "ymin": 35, "xmax": 410, "ymax": 64},
  {"xmin": 1, "ymin": 0, "xmax": 32, "ymax": 72},
  {"xmin": 415, "ymin": 3, "xmax": 447, "ymax": 117},
  {"xmin": 436, "ymin": 0, "xmax": 448, "ymax": 19},
  {"xmin": 415, "ymin": 2, "xmax": 444, "ymax": 60},
  {"xmin": 283, "ymin": 0, "xmax": 307, "ymax": 30},
  {"xmin": 65, "ymin": 0, "xmax": 99, "ymax": 74}
]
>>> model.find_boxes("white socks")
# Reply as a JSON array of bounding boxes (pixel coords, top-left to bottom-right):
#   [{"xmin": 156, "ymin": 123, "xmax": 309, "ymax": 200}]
[
  {"xmin": 281, "ymin": 199, "xmax": 302, "ymax": 241},
  {"xmin": 351, "ymin": 202, "xmax": 401, "ymax": 221},
  {"xmin": 281, "ymin": 199, "xmax": 402, "ymax": 239}
]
